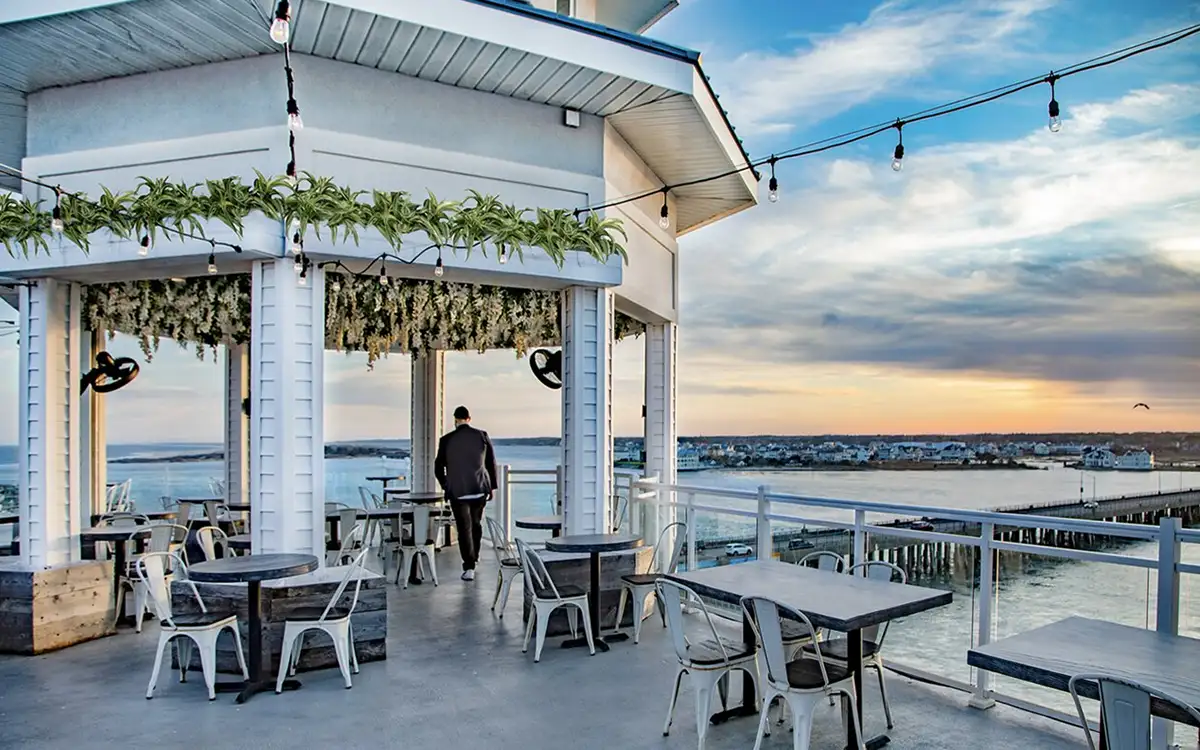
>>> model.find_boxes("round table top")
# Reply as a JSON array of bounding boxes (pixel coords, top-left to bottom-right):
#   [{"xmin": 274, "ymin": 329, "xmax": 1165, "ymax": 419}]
[
  {"xmin": 176, "ymin": 497, "xmax": 223, "ymax": 504},
  {"xmin": 545, "ymin": 533, "xmax": 644, "ymax": 554},
  {"xmin": 325, "ymin": 507, "xmax": 405, "ymax": 520},
  {"xmin": 515, "ymin": 515, "xmax": 564, "ymax": 530},
  {"xmin": 0, "ymin": 513, "xmax": 18, "ymax": 525},
  {"xmin": 381, "ymin": 487, "xmax": 411, "ymax": 495},
  {"xmin": 405, "ymin": 492, "xmax": 448, "ymax": 504},
  {"xmin": 187, "ymin": 553, "xmax": 318, "ymax": 583},
  {"xmin": 224, "ymin": 502, "xmax": 251, "ymax": 512},
  {"xmin": 226, "ymin": 533, "xmax": 252, "ymax": 549},
  {"xmin": 365, "ymin": 475, "xmax": 405, "ymax": 483},
  {"xmin": 79, "ymin": 525, "xmax": 152, "ymax": 541}
]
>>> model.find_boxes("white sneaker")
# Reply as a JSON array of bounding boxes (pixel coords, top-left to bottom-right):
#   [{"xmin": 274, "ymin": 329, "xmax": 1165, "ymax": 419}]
[{"xmin": 461, "ymin": 570, "xmax": 475, "ymax": 581}]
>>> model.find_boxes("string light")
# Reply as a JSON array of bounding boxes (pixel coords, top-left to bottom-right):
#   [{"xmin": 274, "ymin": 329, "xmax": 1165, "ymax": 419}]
[
  {"xmin": 298, "ymin": 256, "xmax": 309, "ymax": 286},
  {"xmin": 269, "ymin": 0, "xmax": 291, "ymax": 45},
  {"xmin": 1047, "ymin": 73, "xmax": 1062, "ymax": 132},
  {"xmin": 293, "ymin": 254, "xmax": 304, "ymax": 275},
  {"xmin": 434, "ymin": 254, "xmax": 445, "ymax": 278},
  {"xmin": 138, "ymin": 235, "xmax": 150, "ymax": 256},
  {"xmin": 286, "ymin": 98, "xmax": 303, "ymax": 131},
  {"xmin": 285, "ymin": 159, "xmax": 297, "ymax": 187},
  {"xmin": 379, "ymin": 262, "xmax": 389, "ymax": 286},
  {"xmin": 658, "ymin": 190, "xmax": 669, "ymax": 229},
  {"xmin": 891, "ymin": 122, "xmax": 905, "ymax": 172},
  {"xmin": 207, "ymin": 252, "xmax": 218, "ymax": 275},
  {"xmin": 329, "ymin": 273, "xmax": 341, "ymax": 292},
  {"xmin": 767, "ymin": 156, "xmax": 779, "ymax": 203},
  {"xmin": 498, "ymin": 247, "xmax": 508, "ymax": 264},
  {"xmin": 50, "ymin": 189, "xmax": 64, "ymax": 234},
  {"xmin": 291, "ymin": 231, "xmax": 303, "ymax": 256},
  {"xmin": 573, "ymin": 23, "xmax": 1200, "ymax": 215}
]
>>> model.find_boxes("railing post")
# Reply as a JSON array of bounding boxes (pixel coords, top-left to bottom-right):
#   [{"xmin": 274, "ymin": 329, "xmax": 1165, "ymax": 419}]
[
  {"xmin": 970, "ymin": 521, "xmax": 997, "ymax": 710},
  {"xmin": 1152, "ymin": 516, "xmax": 1181, "ymax": 750},
  {"xmin": 685, "ymin": 492, "xmax": 697, "ymax": 572},
  {"xmin": 497, "ymin": 464, "xmax": 512, "ymax": 540},
  {"xmin": 757, "ymin": 485, "xmax": 772, "ymax": 561},
  {"xmin": 555, "ymin": 464, "xmax": 565, "ymax": 514},
  {"xmin": 852, "ymin": 509, "xmax": 866, "ymax": 570}
]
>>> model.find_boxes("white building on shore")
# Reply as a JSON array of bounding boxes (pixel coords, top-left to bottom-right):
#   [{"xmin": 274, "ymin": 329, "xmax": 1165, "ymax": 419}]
[{"xmin": 1115, "ymin": 450, "xmax": 1155, "ymax": 471}]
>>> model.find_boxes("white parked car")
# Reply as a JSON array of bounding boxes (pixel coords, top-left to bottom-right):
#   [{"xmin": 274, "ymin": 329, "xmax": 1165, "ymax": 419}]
[{"xmin": 725, "ymin": 543, "xmax": 754, "ymax": 557}]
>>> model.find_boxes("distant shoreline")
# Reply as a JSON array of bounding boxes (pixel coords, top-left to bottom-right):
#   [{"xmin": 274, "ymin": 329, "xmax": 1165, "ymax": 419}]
[{"xmin": 110, "ymin": 444, "xmax": 411, "ymax": 464}]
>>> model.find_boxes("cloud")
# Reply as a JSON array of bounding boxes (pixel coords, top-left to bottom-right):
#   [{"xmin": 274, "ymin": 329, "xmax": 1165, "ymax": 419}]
[
  {"xmin": 710, "ymin": 0, "xmax": 1058, "ymax": 134},
  {"xmin": 677, "ymin": 83, "xmax": 1200, "ymax": 412}
]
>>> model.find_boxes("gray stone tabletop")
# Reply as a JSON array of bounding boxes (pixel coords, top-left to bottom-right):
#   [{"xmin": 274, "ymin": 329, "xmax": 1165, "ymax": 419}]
[
  {"xmin": 188, "ymin": 553, "xmax": 318, "ymax": 583},
  {"xmin": 79, "ymin": 525, "xmax": 151, "ymax": 541},
  {"xmin": 546, "ymin": 534, "xmax": 644, "ymax": 554},
  {"xmin": 515, "ymin": 515, "xmax": 563, "ymax": 530}
]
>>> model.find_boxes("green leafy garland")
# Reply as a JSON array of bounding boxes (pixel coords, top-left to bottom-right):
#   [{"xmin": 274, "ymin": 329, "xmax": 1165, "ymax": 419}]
[
  {"xmin": 83, "ymin": 274, "xmax": 643, "ymax": 364},
  {"xmin": 1, "ymin": 172, "xmax": 627, "ymax": 265}
]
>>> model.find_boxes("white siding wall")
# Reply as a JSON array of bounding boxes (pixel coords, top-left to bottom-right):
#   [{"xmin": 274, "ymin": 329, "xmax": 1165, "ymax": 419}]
[
  {"xmin": 224, "ymin": 343, "xmax": 250, "ymax": 507},
  {"xmin": 18, "ymin": 279, "xmax": 82, "ymax": 568},
  {"xmin": 561, "ymin": 286, "xmax": 613, "ymax": 535},
  {"xmin": 643, "ymin": 322, "xmax": 677, "ymax": 541},
  {"xmin": 411, "ymin": 352, "xmax": 446, "ymax": 494},
  {"xmin": 250, "ymin": 261, "xmax": 325, "ymax": 557}
]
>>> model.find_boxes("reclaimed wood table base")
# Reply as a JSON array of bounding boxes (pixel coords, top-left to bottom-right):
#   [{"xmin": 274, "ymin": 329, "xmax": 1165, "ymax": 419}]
[
  {"xmin": 669, "ymin": 560, "xmax": 953, "ymax": 749},
  {"xmin": 544, "ymin": 534, "xmax": 644, "ymax": 653},
  {"xmin": 186, "ymin": 553, "xmax": 318, "ymax": 703}
]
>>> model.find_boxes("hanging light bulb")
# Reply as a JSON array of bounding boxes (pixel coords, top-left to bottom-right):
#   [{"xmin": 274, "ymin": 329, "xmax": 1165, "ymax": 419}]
[
  {"xmin": 767, "ymin": 156, "xmax": 779, "ymax": 203},
  {"xmin": 434, "ymin": 255, "xmax": 445, "ymax": 278},
  {"xmin": 291, "ymin": 231, "xmax": 303, "ymax": 256},
  {"xmin": 297, "ymin": 261, "xmax": 308, "ymax": 286},
  {"xmin": 285, "ymin": 160, "xmax": 298, "ymax": 187},
  {"xmin": 891, "ymin": 122, "xmax": 905, "ymax": 172},
  {"xmin": 287, "ymin": 98, "xmax": 303, "ymax": 131},
  {"xmin": 379, "ymin": 263, "xmax": 389, "ymax": 286},
  {"xmin": 270, "ymin": 1, "xmax": 291, "ymax": 44},
  {"xmin": 1047, "ymin": 75, "xmax": 1062, "ymax": 133},
  {"xmin": 138, "ymin": 235, "xmax": 150, "ymax": 257},
  {"xmin": 498, "ymin": 247, "xmax": 508, "ymax": 265},
  {"xmin": 330, "ymin": 274, "xmax": 341, "ymax": 293},
  {"xmin": 207, "ymin": 253, "xmax": 218, "ymax": 275},
  {"xmin": 293, "ymin": 254, "xmax": 304, "ymax": 275},
  {"xmin": 658, "ymin": 191, "xmax": 670, "ymax": 229}
]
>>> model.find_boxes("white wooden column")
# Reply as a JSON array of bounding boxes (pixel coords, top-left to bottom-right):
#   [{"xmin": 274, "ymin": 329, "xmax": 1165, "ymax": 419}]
[
  {"xmin": 643, "ymin": 321, "xmax": 677, "ymax": 541},
  {"xmin": 78, "ymin": 331, "xmax": 107, "ymax": 521},
  {"xmin": 410, "ymin": 351, "xmax": 445, "ymax": 494},
  {"xmin": 560, "ymin": 286, "xmax": 614, "ymax": 535},
  {"xmin": 223, "ymin": 343, "xmax": 250, "ymax": 506},
  {"xmin": 249, "ymin": 260, "xmax": 325, "ymax": 557},
  {"xmin": 18, "ymin": 279, "xmax": 84, "ymax": 568}
]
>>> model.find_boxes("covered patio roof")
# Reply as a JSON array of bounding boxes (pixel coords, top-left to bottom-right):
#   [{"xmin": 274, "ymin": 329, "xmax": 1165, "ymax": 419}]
[{"xmin": 0, "ymin": 0, "xmax": 756, "ymax": 232}]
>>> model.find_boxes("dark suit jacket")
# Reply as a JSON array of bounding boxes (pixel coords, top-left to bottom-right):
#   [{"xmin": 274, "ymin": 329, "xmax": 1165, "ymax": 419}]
[{"xmin": 434, "ymin": 424, "xmax": 499, "ymax": 501}]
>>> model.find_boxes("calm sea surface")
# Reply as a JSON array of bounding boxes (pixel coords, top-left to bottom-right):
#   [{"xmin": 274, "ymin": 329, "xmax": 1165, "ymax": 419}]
[{"xmin": 2, "ymin": 444, "xmax": 1197, "ymax": 713}]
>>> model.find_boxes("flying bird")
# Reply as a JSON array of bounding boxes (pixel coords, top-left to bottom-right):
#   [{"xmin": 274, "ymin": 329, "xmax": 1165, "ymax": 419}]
[{"xmin": 1133, "ymin": 403, "xmax": 1150, "ymax": 410}]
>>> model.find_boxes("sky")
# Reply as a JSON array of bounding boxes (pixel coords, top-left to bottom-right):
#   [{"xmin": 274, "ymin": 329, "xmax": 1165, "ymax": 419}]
[{"xmin": 2, "ymin": 0, "xmax": 1199, "ymax": 443}]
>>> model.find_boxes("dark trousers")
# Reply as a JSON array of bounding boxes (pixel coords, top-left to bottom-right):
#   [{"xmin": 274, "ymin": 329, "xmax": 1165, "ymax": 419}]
[{"xmin": 451, "ymin": 499, "xmax": 487, "ymax": 571}]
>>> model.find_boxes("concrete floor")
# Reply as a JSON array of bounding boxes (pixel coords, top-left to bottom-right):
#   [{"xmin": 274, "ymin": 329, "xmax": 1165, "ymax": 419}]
[{"xmin": 0, "ymin": 550, "xmax": 1086, "ymax": 750}]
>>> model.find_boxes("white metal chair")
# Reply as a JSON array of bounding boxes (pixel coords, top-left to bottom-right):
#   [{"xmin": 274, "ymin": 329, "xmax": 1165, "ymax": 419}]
[
  {"xmin": 797, "ymin": 551, "xmax": 845, "ymax": 572},
  {"xmin": 615, "ymin": 521, "xmax": 686, "ymax": 643},
  {"xmin": 193, "ymin": 526, "xmax": 233, "ymax": 563},
  {"xmin": 138, "ymin": 551, "xmax": 248, "ymax": 701},
  {"xmin": 485, "ymin": 516, "xmax": 522, "ymax": 617},
  {"xmin": 517, "ymin": 537, "xmax": 594, "ymax": 662},
  {"xmin": 327, "ymin": 509, "xmax": 363, "ymax": 566},
  {"xmin": 128, "ymin": 523, "xmax": 190, "ymax": 633},
  {"xmin": 277, "ymin": 531, "xmax": 370, "ymax": 692},
  {"xmin": 391, "ymin": 505, "xmax": 438, "ymax": 588},
  {"xmin": 1069, "ymin": 673, "xmax": 1200, "ymax": 750},
  {"xmin": 742, "ymin": 595, "xmax": 866, "ymax": 750},
  {"xmin": 802, "ymin": 560, "xmax": 905, "ymax": 729},
  {"xmin": 658, "ymin": 578, "xmax": 759, "ymax": 750}
]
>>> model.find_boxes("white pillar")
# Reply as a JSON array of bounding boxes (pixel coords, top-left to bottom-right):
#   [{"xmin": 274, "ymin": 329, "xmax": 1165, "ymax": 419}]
[
  {"xmin": 17, "ymin": 279, "xmax": 84, "ymax": 568},
  {"xmin": 410, "ymin": 351, "xmax": 445, "ymax": 494},
  {"xmin": 560, "ymin": 286, "xmax": 613, "ymax": 535},
  {"xmin": 223, "ymin": 343, "xmax": 250, "ymax": 506},
  {"xmin": 249, "ymin": 260, "xmax": 325, "ymax": 557},
  {"xmin": 79, "ymin": 331, "xmax": 107, "ymax": 522},
  {"xmin": 643, "ymin": 322, "xmax": 677, "ymax": 541}
]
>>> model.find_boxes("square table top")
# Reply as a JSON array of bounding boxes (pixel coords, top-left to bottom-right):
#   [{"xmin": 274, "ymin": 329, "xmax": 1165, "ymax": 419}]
[
  {"xmin": 968, "ymin": 616, "xmax": 1200, "ymax": 726},
  {"xmin": 668, "ymin": 560, "xmax": 952, "ymax": 632}
]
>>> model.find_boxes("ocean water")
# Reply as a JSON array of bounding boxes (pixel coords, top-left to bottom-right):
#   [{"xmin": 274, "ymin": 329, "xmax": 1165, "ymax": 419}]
[{"xmin": 2, "ymin": 443, "xmax": 1198, "ymax": 715}]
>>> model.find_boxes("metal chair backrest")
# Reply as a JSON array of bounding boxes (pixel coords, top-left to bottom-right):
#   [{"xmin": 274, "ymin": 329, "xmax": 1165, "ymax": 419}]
[
  {"xmin": 1069, "ymin": 673, "xmax": 1200, "ymax": 750},
  {"xmin": 610, "ymin": 494, "xmax": 628, "ymax": 533},
  {"xmin": 742, "ymin": 595, "xmax": 831, "ymax": 691},
  {"xmin": 357, "ymin": 486, "xmax": 379, "ymax": 510},
  {"xmin": 338, "ymin": 508, "xmax": 361, "ymax": 543},
  {"xmin": 656, "ymin": 578, "xmax": 734, "ymax": 668},
  {"xmin": 515, "ymin": 538, "xmax": 560, "ymax": 600},
  {"xmin": 485, "ymin": 516, "xmax": 517, "ymax": 567},
  {"xmin": 195, "ymin": 526, "xmax": 230, "ymax": 561},
  {"xmin": 799, "ymin": 550, "xmax": 845, "ymax": 573},
  {"xmin": 651, "ymin": 521, "xmax": 687, "ymax": 575},
  {"xmin": 101, "ymin": 513, "xmax": 147, "ymax": 527},
  {"xmin": 135, "ymin": 551, "xmax": 204, "ymax": 628},
  {"xmin": 320, "ymin": 527, "xmax": 370, "ymax": 622},
  {"xmin": 331, "ymin": 519, "xmax": 364, "ymax": 564},
  {"xmin": 145, "ymin": 522, "xmax": 189, "ymax": 553},
  {"xmin": 409, "ymin": 505, "xmax": 437, "ymax": 546},
  {"xmin": 847, "ymin": 560, "xmax": 905, "ymax": 645}
]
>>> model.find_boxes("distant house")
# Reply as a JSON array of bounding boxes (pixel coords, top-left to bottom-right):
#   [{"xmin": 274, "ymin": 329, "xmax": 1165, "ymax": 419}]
[
  {"xmin": 1115, "ymin": 450, "xmax": 1154, "ymax": 471},
  {"xmin": 1033, "ymin": 443, "xmax": 1050, "ymax": 456},
  {"xmin": 1083, "ymin": 448, "xmax": 1117, "ymax": 469}
]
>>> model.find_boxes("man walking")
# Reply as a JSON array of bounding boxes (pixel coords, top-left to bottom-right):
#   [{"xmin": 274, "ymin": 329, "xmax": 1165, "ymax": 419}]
[{"xmin": 434, "ymin": 406, "xmax": 499, "ymax": 581}]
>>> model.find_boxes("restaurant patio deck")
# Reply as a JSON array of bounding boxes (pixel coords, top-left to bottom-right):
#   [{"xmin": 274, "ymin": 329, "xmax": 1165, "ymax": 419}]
[{"xmin": 0, "ymin": 550, "xmax": 1084, "ymax": 750}]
